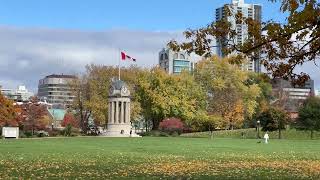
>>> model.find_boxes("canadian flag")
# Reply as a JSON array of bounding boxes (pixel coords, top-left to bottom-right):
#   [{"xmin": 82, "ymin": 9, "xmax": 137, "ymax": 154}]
[{"xmin": 121, "ymin": 51, "xmax": 136, "ymax": 62}]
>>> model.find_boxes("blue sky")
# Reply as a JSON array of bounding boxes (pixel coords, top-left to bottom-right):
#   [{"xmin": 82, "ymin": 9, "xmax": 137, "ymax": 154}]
[{"xmin": 0, "ymin": 0, "xmax": 285, "ymax": 30}]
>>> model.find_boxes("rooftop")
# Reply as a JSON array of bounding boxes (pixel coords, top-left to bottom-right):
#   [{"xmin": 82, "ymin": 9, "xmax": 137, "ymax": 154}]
[
  {"xmin": 45, "ymin": 74, "xmax": 77, "ymax": 79},
  {"xmin": 48, "ymin": 109, "xmax": 66, "ymax": 121}
]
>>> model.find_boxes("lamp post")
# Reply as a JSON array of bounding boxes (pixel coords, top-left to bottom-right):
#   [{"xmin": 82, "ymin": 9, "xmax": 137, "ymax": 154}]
[
  {"xmin": 257, "ymin": 120, "xmax": 260, "ymax": 139},
  {"xmin": 51, "ymin": 122, "xmax": 54, "ymax": 131}
]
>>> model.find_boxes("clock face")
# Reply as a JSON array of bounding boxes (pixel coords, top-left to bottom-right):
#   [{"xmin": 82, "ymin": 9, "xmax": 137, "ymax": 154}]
[
  {"xmin": 121, "ymin": 87, "xmax": 128, "ymax": 94},
  {"xmin": 109, "ymin": 86, "xmax": 114, "ymax": 94}
]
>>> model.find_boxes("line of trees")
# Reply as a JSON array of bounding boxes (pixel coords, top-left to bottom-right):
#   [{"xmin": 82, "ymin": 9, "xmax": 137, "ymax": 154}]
[
  {"xmin": 68, "ymin": 56, "xmax": 275, "ymax": 133},
  {"xmin": 0, "ymin": 94, "xmax": 49, "ymax": 136}
]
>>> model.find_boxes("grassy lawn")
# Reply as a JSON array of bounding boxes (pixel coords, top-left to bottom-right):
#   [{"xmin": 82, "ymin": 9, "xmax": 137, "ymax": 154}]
[{"xmin": 0, "ymin": 137, "xmax": 320, "ymax": 179}]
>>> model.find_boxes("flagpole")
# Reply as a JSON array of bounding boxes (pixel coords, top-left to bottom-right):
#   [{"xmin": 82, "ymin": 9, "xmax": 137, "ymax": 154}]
[{"xmin": 118, "ymin": 48, "xmax": 121, "ymax": 80}]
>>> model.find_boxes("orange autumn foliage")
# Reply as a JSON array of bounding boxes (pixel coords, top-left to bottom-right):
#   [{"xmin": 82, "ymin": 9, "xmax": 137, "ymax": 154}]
[{"xmin": 0, "ymin": 92, "xmax": 22, "ymax": 127}]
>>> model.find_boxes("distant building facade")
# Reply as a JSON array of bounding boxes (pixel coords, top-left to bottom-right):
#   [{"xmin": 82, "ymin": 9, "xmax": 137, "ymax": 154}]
[
  {"xmin": 0, "ymin": 85, "xmax": 33, "ymax": 102},
  {"xmin": 38, "ymin": 74, "xmax": 76, "ymax": 108},
  {"xmin": 272, "ymin": 78, "xmax": 315, "ymax": 99},
  {"xmin": 216, "ymin": 0, "xmax": 262, "ymax": 72},
  {"xmin": 272, "ymin": 78, "xmax": 315, "ymax": 119},
  {"xmin": 159, "ymin": 48, "xmax": 194, "ymax": 74}
]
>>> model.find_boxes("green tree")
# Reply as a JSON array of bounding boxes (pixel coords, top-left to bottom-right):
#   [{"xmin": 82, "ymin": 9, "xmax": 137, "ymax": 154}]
[
  {"xmin": 201, "ymin": 114, "xmax": 221, "ymax": 139},
  {"xmin": 297, "ymin": 97, "xmax": 320, "ymax": 139},
  {"xmin": 136, "ymin": 68, "xmax": 206, "ymax": 130},
  {"xmin": 245, "ymin": 73, "xmax": 273, "ymax": 127},
  {"xmin": 257, "ymin": 107, "xmax": 289, "ymax": 139},
  {"xmin": 168, "ymin": 0, "xmax": 320, "ymax": 85}
]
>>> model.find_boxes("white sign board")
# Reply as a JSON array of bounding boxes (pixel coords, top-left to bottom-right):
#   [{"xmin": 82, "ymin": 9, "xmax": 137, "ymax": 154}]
[{"xmin": 2, "ymin": 127, "xmax": 19, "ymax": 139}]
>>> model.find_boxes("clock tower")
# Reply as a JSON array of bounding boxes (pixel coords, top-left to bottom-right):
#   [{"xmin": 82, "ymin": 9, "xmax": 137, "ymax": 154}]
[{"xmin": 103, "ymin": 79, "xmax": 133, "ymax": 137}]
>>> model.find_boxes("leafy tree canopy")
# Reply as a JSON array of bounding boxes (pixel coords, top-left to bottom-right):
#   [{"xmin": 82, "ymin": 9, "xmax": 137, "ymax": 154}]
[
  {"xmin": 297, "ymin": 96, "xmax": 320, "ymax": 139},
  {"xmin": 194, "ymin": 56, "xmax": 261, "ymax": 130},
  {"xmin": 0, "ymin": 93, "xmax": 22, "ymax": 127},
  {"xmin": 168, "ymin": 0, "xmax": 320, "ymax": 85}
]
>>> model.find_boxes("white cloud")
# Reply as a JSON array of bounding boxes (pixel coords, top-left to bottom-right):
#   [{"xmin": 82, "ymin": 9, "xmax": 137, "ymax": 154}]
[
  {"xmin": 0, "ymin": 25, "xmax": 319, "ymax": 93},
  {"xmin": 0, "ymin": 26, "xmax": 182, "ymax": 92}
]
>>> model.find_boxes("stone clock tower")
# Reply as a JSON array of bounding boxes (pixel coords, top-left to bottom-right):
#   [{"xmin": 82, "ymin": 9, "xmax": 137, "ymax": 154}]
[{"xmin": 104, "ymin": 79, "xmax": 132, "ymax": 137}]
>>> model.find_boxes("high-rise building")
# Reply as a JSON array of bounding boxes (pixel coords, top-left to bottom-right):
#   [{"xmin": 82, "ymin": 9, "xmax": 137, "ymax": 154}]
[
  {"xmin": 38, "ymin": 74, "xmax": 76, "ymax": 108},
  {"xmin": 316, "ymin": 89, "xmax": 320, "ymax": 96},
  {"xmin": 159, "ymin": 48, "xmax": 194, "ymax": 74},
  {"xmin": 0, "ymin": 85, "xmax": 33, "ymax": 102},
  {"xmin": 216, "ymin": 0, "xmax": 262, "ymax": 72}
]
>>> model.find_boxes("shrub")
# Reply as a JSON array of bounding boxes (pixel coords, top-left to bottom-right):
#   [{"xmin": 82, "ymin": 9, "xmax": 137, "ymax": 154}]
[
  {"xmin": 19, "ymin": 131, "xmax": 27, "ymax": 138},
  {"xmin": 24, "ymin": 131, "xmax": 33, "ymax": 138},
  {"xmin": 61, "ymin": 125, "xmax": 80, "ymax": 137},
  {"xmin": 36, "ymin": 130, "xmax": 49, "ymax": 137},
  {"xmin": 159, "ymin": 118, "xmax": 186, "ymax": 135},
  {"xmin": 47, "ymin": 130, "xmax": 60, "ymax": 137},
  {"xmin": 64, "ymin": 124, "xmax": 72, "ymax": 136}
]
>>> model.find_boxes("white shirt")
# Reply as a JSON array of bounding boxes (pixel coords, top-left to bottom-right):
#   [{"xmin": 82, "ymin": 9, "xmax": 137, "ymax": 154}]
[{"xmin": 264, "ymin": 133, "xmax": 269, "ymax": 139}]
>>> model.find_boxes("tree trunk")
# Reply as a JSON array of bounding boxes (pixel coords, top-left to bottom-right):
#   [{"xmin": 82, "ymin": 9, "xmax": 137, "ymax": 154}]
[
  {"xmin": 311, "ymin": 130, "xmax": 314, "ymax": 140},
  {"xmin": 209, "ymin": 126, "xmax": 214, "ymax": 140},
  {"xmin": 145, "ymin": 119, "xmax": 148, "ymax": 132},
  {"xmin": 152, "ymin": 118, "xmax": 159, "ymax": 130},
  {"xmin": 278, "ymin": 128, "xmax": 282, "ymax": 139}
]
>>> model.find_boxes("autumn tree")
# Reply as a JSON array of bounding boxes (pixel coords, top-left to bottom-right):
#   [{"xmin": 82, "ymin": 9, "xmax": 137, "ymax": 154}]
[
  {"xmin": 0, "ymin": 92, "xmax": 22, "ymax": 127},
  {"xmin": 62, "ymin": 113, "xmax": 79, "ymax": 128},
  {"xmin": 85, "ymin": 64, "xmax": 144, "ymax": 125},
  {"xmin": 70, "ymin": 75, "xmax": 91, "ymax": 133},
  {"xmin": 194, "ymin": 56, "xmax": 261, "ymax": 130},
  {"xmin": 169, "ymin": 0, "xmax": 320, "ymax": 85},
  {"xmin": 70, "ymin": 64, "xmax": 145, "ymax": 131},
  {"xmin": 297, "ymin": 97, "xmax": 320, "ymax": 139},
  {"xmin": 20, "ymin": 98, "xmax": 48, "ymax": 135}
]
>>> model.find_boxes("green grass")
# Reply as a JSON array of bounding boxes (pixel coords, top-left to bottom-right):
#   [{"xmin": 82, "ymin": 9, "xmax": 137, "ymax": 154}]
[
  {"xmin": 181, "ymin": 128, "xmax": 320, "ymax": 140},
  {"xmin": 0, "ymin": 137, "xmax": 320, "ymax": 179}
]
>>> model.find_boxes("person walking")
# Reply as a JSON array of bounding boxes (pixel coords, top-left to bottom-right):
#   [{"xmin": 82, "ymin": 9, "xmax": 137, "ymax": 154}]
[{"xmin": 264, "ymin": 132, "xmax": 269, "ymax": 144}]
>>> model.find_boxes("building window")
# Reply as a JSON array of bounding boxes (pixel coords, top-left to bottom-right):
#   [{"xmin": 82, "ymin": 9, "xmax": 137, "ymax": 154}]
[
  {"xmin": 174, "ymin": 60, "xmax": 189, "ymax": 66},
  {"xmin": 164, "ymin": 53, "xmax": 168, "ymax": 59},
  {"xmin": 160, "ymin": 54, "xmax": 164, "ymax": 60}
]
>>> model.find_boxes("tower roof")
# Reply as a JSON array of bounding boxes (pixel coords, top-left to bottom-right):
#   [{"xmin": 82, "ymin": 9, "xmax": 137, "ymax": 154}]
[{"xmin": 112, "ymin": 80, "xmax": 128, "ymax": 90}]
